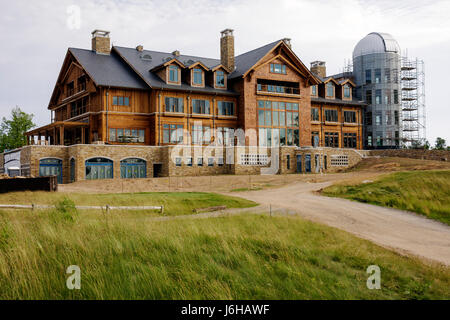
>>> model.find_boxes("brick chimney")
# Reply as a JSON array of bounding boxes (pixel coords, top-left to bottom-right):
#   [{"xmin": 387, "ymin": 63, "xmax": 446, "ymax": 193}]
[
  {"xmin": 220, "ymin": 29, "xmax": 235, "ymax": 72},
  {"xmin": 310, "ymin": 61, "xmax": 326, "ymax": 78},
  {"xmin": 92, "ymin": 30, "xmax": 111, "ymax": 55}
]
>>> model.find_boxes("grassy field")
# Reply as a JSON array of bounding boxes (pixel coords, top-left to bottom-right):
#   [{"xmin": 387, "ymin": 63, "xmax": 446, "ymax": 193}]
[
  {"xmin": 0, "ymin": 203, "xmax": 448, "ymax": 300},
  {"xmin": 0, "ymin": 191, "xmax": 256, "ymax": 216},
  {"xmin": 322, "ymin": 170, "xmax": 450, "ymax": 226}
]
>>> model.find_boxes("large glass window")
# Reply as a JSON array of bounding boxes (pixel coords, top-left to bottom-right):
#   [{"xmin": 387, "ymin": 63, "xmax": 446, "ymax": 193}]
[
  {"xmin": 112, "ymin": 96, "xmax": 130, "ymax": 106},
  {"xmin": 311, "ymin": 108, "xmax": 319, "ymax": 121},
  {"xmin": 218, "ymin": 101, "xmax": 235, "ymax": 116},
  {"xmin": 193, "ymin": 68, "xmax": 203, "ymax": 85},
  {"xmin": 325, "ymin": 109, "xmax": 338, "ymax": 122},
  {"xmin": 192, "ymin": 99, "xmax": 210, "ymax": 114},
  {"xmin": 343, "ymin": 133, "xmax": 357, "ymax": 148},
  {"xmin": 163, "ymin": 124, "xmax": 184, "ymax": 144},
  {"xmin": 324, "ymin": 132, "xmax": 339, "ymax": 148},
  {"xmin": 375, "ymin": 69, "xmax": 381, "ymax": 83},
  {"xmin": 270, "ymin": 63, "xmax": 287, "ymax": 74},
  {"xmin": 343, "ymin": 85, "xmax": 351, "ymax": 98},
  {"xmin": 344, "ymin": 111, "xmax": 356, "ymax": 123},
  {"xmin": 192, "ymin": 125, "xmax": 211, "ymax": 145},
  {"xmin": 39, "ymin": 158, "xmax": 63, "ymax": 184},
  {"xmin": 110, "ymin": 128, "xmax": 145, "ymax": 143},
  {"xmin": 165, "ymin": 97, "xmax": 184, "ymax": 113},
  {"xmin": 169, "ymin": 65, "xmax": 179, "ymax": 82},
  {"xmin": 120, "ymin": 158, "xmax": 147, "ymax": 179},
  {"xmin": 365, "ymin": 69, "xmax": 372, "ymax": 84},
  {"xmin": 216, "ymin": 127, "xmax": 234, "ymax": 146},
  {"xmin": 216, "ymin": 71, "xmax": 225, "ymax": 87},
  {"xmin": 85, "ymin": 158, "xmax": 113, "ymax": 180}
]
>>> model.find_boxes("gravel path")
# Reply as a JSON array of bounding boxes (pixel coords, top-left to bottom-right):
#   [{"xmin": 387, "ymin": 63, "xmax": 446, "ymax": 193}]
[{"xmin": 229, "ymin": 181, "xmax": 450, "ymax": 266}]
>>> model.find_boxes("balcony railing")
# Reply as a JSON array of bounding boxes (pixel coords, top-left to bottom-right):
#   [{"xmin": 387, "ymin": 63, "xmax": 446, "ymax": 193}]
[{"xmin": 257, "ymin": 84, "xmax": 300, "ymax": 95}]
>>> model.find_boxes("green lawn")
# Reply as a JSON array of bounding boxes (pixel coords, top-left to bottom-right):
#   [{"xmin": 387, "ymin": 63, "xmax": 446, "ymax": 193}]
[
  {"xmin": 322, "ymin": 170, "xmax": 450, "ymax": 226},
  {"xmin": 0, "ymin": 206, "xmax": 448, "ymax": 299},
  {"xmin": 0, "ymin": 191, "xmax": 257, "ymax": 216}
]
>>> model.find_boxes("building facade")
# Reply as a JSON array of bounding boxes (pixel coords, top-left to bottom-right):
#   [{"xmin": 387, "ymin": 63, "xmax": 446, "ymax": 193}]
[{"xmin": 1, "ymin": 29, "xmax": 367, "ymax": 183}]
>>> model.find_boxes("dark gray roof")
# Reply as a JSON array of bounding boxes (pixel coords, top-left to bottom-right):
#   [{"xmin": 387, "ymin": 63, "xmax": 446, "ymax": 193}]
[
  {"xmin": 229, "ymin": 40, "xmax": 281, "ymax": 79},
  {"xmin": 311, "ymin": 97, "xmax": 366, "ymax": 106},
  {"xmin": 69, "ymin": 48, "xmax": 148, "ymax": 90},
  {"xmin": 113, "ymin": 46, "xmax": 237, "ymax": 95}
]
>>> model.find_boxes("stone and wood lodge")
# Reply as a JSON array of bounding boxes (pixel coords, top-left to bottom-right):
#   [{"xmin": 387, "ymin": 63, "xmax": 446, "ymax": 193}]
[{"xmin": 1, "ymin": 29, "xmax": 366, "ymax": 183}]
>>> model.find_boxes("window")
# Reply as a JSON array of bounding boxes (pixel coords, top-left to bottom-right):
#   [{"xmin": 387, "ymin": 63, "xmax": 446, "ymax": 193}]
[
  {"xmin": 376, "ymin": 132, "xmax": 383, "ymax": 147},
  {"xmin": 218, "ymin": 101, "xmax": 235, "ymax": 116},
  {"xmin": 375, "ymin": 112, "xmax": 382, "ymax": 126},
  {"xmin": 386, "ymin": 111, "xmax": 392, "ymax": 125},
  {"xmin": 165, "ymin": 97, "xmax": 184, "ymax": 113},
  {"xmin": 85, "ymin": 158, "xmax": 113, "ymax": 180},
  {"xmin": 218, "ymin": 158, "xmax": 224, "ymax": 166},
  {"xmin": 216, "ymin": 71, "xmax": 225, "ymax": 87},
  {"xmin": 240, "ymin": 154, "xmax": 269, "ymax": 166},
  {"xmin": 175, "ymin": 158, "xmax": 182, "ymax": 167},
  {"xmin": 169, "ymin": 65, "xmax": 179, "ymax": 82},
  {"xmin": 311, "ymin": 85, "xmax": 317, "ymax": 96},
  {"xmin": 187, "ymin": 158, "xmax": 193, "ymax": 167},
  {"xmin": 163, "ymin": 124, "xmax": 184, "ymax": 144},
  {"xmin": 394, "ymin": 90, "xmax": 399, "ymax": 104},
  {"xmin": 325, "ymin": 109, "xmax": 338, "ymax": 122},
  {"xmin": 343, "ymin": 85, "xmax": 351, "ymax": 98},
  {"xmin": 311, "ymin": 131, "xmax": 320, "ymax": 147},
  {"xmin": 365, "ymin": 90, "xmax": 372, "ymax": 105},
  {"xmin": 365, "ymin": 112, "xmax": 372, "ymax": 125},
  {"xmin": 375, "ymin": 68, "xmax": 381, "ymax": 83},
  {"xmin": 67, "ymin": 82, "xmax": 74, "ymax": 96},
  {"xmin": 120, "ymin": 158, "xmax": 147, "ymax": 179},
  {"xmin": 78, "ymin": 75, "xmax": 87, "ymax": 91},
  {"xmin": 367, "ymin": 133, "xmax": 373, "ymax": 147},
  {"xmin": 192, "ymin": 99, "xmax": 210, "ymax": 114},
  {"xmin": 192, "ymin": 125, "xmax": 211, "ymax": 144},
  {"xmin": 216, "ymin": 127, "xmax": 234, "ymax": 146},
  {"xmin": 385, "ymin": 89, "xmax": 391, "ymax": 105},
  {"xmin": 375, "ymin": 89, "xmax": 382, "ymax": 104},
  {"xmin": 197, "ymin": 158, "xmax": 203, "ymax": 167},
  {"xmin": 311, "ymin": 108, "xmax": 319, "ymax": 121},
  {"xmin": 112, "ymin": 96, "xmax": 130, "ymax": 106},
  {"xmin": 270, "ymin": 63, "xmax": 287, "ymax": 74},
  {"xmin": 365, "ymin": 69, "xmax": 372, "ymax": 84},
  {"xmin": 394, "ymin": 111, "xmax": 399, "ymax": 125},
  {"xmin": 344, "ymin": 111, "xmax": 356, "ymax": 123},
  {"xmin": 343, "ymin": 133, "xmax": 357, "ymax": 148},
  {"xmin": 110, "ymin": 128, "xmax": 145, "ymax": 143},
  {"xmin": 193, "ymin": 68, "xmax": 203, "ymax": 85},
  {"xmin": 326, "ymin": 82, "xmax": 334, "ymax": 97},
  {"xmin": 384, "ymin": 68, "xmax": 391, "ymax": 83},
  {"xmin": 39, "ymin": 158, "xmax": 63, "ymax": 184},
  {"xmin": 392, "ymin": 68, "xmax": 399, "ymax": 83},
  {"xmin": 324, "ymin": 132, "xmax": 339, "ymax": 148},
  {"xmin": 71, "ymin": 97, "xmax": 88, "ymax": 118},
  {"xmin": 287, "ymin": 155, "xmax": 290, "ymax": 170},
  {"xmin": 331, "ymin": 155, "xmax": 349, "ymax": 167},
  {"xmin": 208, "ymin": 158, "xmax": 214, "ymax": 167}
]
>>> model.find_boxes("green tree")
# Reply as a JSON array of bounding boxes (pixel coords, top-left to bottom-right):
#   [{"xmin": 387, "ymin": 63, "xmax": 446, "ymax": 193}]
[
  {"xmin": 0, "ymin": 107, "xmax": 36, "ymax": 152},
  {"xmin": 434, "ymin": 137, "xmax": 447, "ymax": 150}
]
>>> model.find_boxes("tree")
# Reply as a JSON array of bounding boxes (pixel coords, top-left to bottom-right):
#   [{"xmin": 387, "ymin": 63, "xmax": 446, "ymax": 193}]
[
  {"xmin": 0, "ymin": 107, "xmax": 36, "ymax": 152},
  {"xmin": 434, "ymin": 137, "xmax": 447, "ymax": 150}
]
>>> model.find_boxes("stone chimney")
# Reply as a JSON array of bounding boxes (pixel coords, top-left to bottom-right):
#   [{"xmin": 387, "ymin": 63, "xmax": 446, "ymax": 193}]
[
  {"xmin": 220, "ymin": 29, "xmax": 235, "ymax": 72},
  {"xmin": 172, "ymin": 50, "xmax": 180, "ymax": 57},
  {"xmin": 91, "ymin": 30, "xmax": 111, "ymax": 55},
  {"xmin": 310, "ymin": 61, "xmax": 326, "ymax": 78},
  {"xmin": 136, "ymin": 45, "xmax": 144, "ymax": 52}
]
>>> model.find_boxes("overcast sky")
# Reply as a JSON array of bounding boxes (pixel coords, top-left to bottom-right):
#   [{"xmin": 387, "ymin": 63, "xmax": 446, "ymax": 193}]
[{"xmin": 1, "ymin": 0, "xmax": 449, "ymax": 144}]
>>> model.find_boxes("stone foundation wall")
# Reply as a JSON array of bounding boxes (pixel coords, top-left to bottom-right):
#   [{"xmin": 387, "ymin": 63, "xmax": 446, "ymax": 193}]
[{"xmin": 370, "ymin": 149, "xmax": 450, "ymax": 162}]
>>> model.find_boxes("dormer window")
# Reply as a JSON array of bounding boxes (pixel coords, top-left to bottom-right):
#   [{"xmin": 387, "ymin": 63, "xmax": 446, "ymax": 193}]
[
  {"xmin": 193, "ymin": 68, "xmax": 203, "ymax": 85},
  {"xmin": 169, "ymin": 65, "xmax": 179, "ymax": 83},
  {"xmin": 326, "ymin": 82, "xmax": 334, "ymax": 98},
  {"xmin": 311, "ymin": 85, "xmax": 317, "ymax": 96},
  {"xmin": 343, "ymin": 84, "xmax": 351, "ymax": 98},
  {"xmin": 216, "ymin": 71, "xmax": 225, "ymax": 87}
]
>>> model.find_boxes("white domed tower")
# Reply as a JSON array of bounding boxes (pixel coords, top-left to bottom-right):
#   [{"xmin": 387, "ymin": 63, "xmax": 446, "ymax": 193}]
[{"xmin": 353, "ymin": 32, "xmax": 402, "ymax": 149}]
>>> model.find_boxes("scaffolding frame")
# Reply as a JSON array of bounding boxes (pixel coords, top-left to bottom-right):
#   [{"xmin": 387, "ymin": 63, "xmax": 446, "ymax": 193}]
[{"xmin": 401, "ymin": 57, "xmax": 426, "ymax": 147}]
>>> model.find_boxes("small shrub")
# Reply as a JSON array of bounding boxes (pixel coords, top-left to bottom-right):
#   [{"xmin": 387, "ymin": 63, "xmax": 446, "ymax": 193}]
[{"xmin": 50, "ymin": 198, "xmax": 78, "ymax": 223}]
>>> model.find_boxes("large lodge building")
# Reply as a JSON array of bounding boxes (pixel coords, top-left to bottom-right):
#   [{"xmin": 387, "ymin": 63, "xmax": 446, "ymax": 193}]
[{"xmin": 1, "ymin": 30, "xmax": 366, "ymax": 183}]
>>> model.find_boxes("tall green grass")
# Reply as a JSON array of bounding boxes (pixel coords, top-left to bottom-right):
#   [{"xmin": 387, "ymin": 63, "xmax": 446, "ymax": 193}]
[
  {"xmin": 323, "ymin": 170, "xmax": 450, "ymax": 225},
  {"xmin": 0, "ymin": 206, "xmax": 448, "ymax": 300}
]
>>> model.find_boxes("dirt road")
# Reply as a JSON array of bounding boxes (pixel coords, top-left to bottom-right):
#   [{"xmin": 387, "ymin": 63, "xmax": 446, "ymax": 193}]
[{"xmin": 230, "ymin": 181, "xmax": 450, "ymax": 266}]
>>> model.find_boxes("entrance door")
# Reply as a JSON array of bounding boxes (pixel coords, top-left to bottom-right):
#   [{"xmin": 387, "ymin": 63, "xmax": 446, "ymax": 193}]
[
  {"xmin": 315, "ymin": 155, "xmax": 320, "ymax": 173},
  {"xmin": 305, "ymin": 155, "xmax": 311, "ymax": 173},
  {"xmin": 153, "ymin": 164, "xmax": 163, "ymax": 178},
  {"xmin": 296, "ymin": 155, "xmax": 302, "ymax": 173}
]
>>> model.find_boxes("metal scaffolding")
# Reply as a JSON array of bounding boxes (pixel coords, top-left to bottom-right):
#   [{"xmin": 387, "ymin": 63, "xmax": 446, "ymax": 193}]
[{"xmin": 401, "ymin": 57, "xmax": 426, "ymax": 147}]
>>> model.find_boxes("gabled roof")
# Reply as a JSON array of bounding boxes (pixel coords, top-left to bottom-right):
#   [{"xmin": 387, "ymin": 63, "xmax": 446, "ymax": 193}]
[
  {"xmin": 113, "ymin": 46, "xmax": 237, "ymax": 95},
  {"xmin": 69, "ymin": 48, "xmax": 148, "ymax": 89},
  {"xmin": 228, "ymin": 40, "xmax": 281, "ymax": 79}
]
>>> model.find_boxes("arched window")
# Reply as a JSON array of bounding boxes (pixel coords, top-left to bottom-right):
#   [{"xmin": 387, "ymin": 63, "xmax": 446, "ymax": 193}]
[
  {"xmin": 120, "ymin": 158, "xmax": 147, "ymax": 179},
  {"xmin": 39, "ymin": 158, "xmax": 63, "ymax": 184},
  {"xmin": 85, "ymin": 158, "xmax": 113, "ymax": 180}
]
